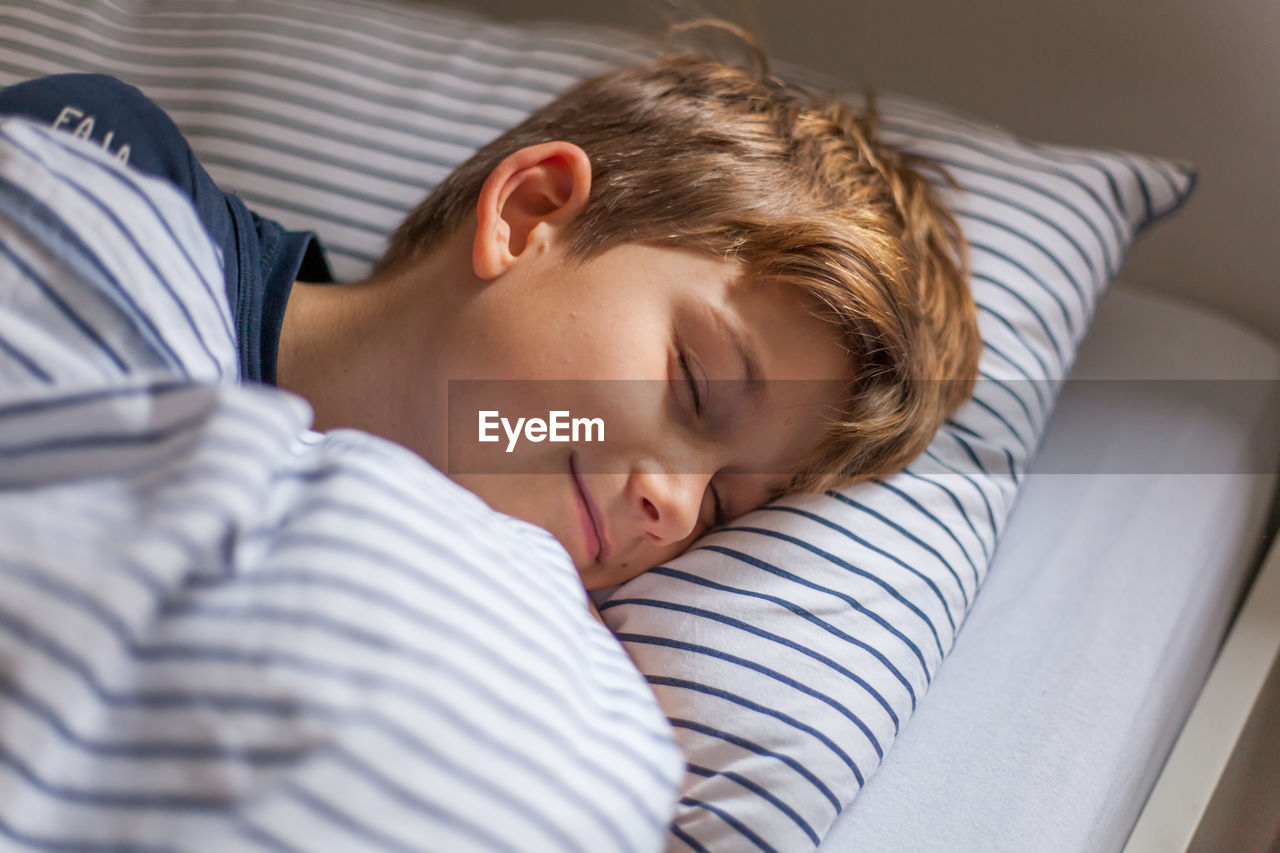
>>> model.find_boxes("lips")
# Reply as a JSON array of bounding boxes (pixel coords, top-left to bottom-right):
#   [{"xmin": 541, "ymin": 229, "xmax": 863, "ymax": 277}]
[{"xmin": 569, "ymin": 452, "xmax": 608, "ymax": 563}]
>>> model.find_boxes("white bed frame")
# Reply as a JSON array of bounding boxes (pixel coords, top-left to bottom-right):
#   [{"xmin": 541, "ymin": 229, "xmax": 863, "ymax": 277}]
[{"xmin": 1124, "ymin": 520, "xmax": 1280, "ymax": 852}]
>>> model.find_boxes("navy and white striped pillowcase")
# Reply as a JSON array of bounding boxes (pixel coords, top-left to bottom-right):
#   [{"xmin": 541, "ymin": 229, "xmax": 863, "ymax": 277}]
[
  {"xmin": 0, "ymin": 3, "xmax": 1195, "ymax": 850},
  {"xmin": 0, "ymin": 118, "xmax": 682, "ymax": 851},
  {"xmin": 0, "ymin": 0, "xmax": 651, "ymax": 276}
]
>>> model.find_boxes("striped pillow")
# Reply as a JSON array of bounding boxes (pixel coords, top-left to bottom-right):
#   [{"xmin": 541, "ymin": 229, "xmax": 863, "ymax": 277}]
[{"xmin": 0, "ymin": 2, "xmax": 1195, "ymax": 850}]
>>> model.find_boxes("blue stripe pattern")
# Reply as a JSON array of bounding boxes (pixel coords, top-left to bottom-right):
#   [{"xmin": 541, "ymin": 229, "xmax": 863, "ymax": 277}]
[{"xmin": 0, "ymin": 3, "xmax": 1196, "ymax": 851}]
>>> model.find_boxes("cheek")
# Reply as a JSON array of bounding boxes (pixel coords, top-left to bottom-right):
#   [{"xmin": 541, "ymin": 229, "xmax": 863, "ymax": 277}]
[
  {"xmin": 722, "ymin": 472, "xmax": 788, "ymax": 514},
  {"xmin": 553, "ymin": 286, "xmax": 668, "ymax": 379}
]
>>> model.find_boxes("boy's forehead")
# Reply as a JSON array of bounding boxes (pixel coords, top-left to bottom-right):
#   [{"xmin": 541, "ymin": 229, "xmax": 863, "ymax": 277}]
[
  {"xmin": 704, "ymin": 279, "xmax": 851, "ymax": 477},
  {"xmin": 596, "ymin": 241, "xmax": 852, "ymax": 422},
  {"xmin": 724, "ymin": 277, "xmax": 852, "ymax": 384},
  {"xmin": 648, "ymin": 248, "xmax": 842, "ymax": 375}
]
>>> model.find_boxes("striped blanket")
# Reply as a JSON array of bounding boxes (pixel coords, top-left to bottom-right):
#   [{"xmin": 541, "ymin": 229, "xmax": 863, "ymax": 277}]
[{"xmin": 0, "ymin": 116, "xmax": 680, "ymax": 852}]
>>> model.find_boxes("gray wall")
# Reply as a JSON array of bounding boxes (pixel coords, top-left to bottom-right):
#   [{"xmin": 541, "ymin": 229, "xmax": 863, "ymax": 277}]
[{"xmin": 457, "ymin": 0, "xmax": 1280, "ymax": 346}]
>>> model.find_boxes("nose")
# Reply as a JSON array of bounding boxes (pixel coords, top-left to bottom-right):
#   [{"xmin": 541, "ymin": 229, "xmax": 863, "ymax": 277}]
[{"xmin": 628, "ymin": 464, "xmax": 711, "ymax": 545}]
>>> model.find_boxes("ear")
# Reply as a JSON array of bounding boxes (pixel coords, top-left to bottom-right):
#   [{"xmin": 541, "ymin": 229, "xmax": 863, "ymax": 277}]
[{"xmin": 472, "ymin": 141, "xmax": 592, "ymax": 280}]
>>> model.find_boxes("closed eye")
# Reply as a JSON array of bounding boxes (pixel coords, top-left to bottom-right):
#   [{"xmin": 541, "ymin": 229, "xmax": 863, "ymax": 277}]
[
  {"xmin": 676, "ymin": 345, "xmax": 726, "ymax": 528},
  {"xmin": 710, "ymin": 482, "xmax": 727, "ymax": 527},
  {"xmin": 679, "ymin": 350, "xmax": 704, "ymax": 415}
]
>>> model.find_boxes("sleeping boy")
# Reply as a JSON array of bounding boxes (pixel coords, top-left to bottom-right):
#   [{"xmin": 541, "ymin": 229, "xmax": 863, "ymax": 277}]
[{"xmin": 0, "ymin": 51, "xmax": 979, "ymax": 592}]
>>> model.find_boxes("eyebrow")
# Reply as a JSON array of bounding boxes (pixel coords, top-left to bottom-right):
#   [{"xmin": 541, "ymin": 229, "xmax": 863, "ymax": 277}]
[{"xmin": 708, "ymin": 305, "xmax": 764, "ymax": 405}]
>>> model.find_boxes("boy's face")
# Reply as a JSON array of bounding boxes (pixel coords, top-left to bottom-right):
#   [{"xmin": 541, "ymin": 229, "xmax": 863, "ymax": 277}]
[
  {"xmin": 283, "ymin": 142, "xmax": 850, "ymax": 591},
  {"xmin": 441, "ymin": 241, "xmax": 850, "ymax": 589}
]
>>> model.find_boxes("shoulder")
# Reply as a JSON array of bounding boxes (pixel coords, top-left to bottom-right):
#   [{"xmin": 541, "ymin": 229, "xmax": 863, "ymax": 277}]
[{"xmin": 1, "ymin": 72, "xmax": 190, "ymax": 177}]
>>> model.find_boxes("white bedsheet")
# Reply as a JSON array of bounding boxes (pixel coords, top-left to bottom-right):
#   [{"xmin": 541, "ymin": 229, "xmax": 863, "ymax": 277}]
[{"xmin": 820, "ymin": 282, "xmax": 1280, "ymax": 852}]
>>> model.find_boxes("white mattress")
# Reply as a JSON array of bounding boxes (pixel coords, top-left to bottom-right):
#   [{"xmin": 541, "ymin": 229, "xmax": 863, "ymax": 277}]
[{"xmin": 819, "ymin": 282, "xmax": 1280, "ymax": 852}]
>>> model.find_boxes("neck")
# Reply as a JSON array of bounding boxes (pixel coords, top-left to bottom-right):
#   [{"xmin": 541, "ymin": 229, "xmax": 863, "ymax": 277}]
[
  {"xmin": 276, "ymin": 238, "xmax": 477, "ymax": 473},
  {"xmin": 277, "ymin": 257, "xmax": 437, "ymax": 431}
]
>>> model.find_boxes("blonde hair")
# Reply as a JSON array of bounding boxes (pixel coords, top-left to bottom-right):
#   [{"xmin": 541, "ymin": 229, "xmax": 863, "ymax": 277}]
[{"xmin": 379, "ymin": 51, "xmax": 980, "ymax": 494}]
